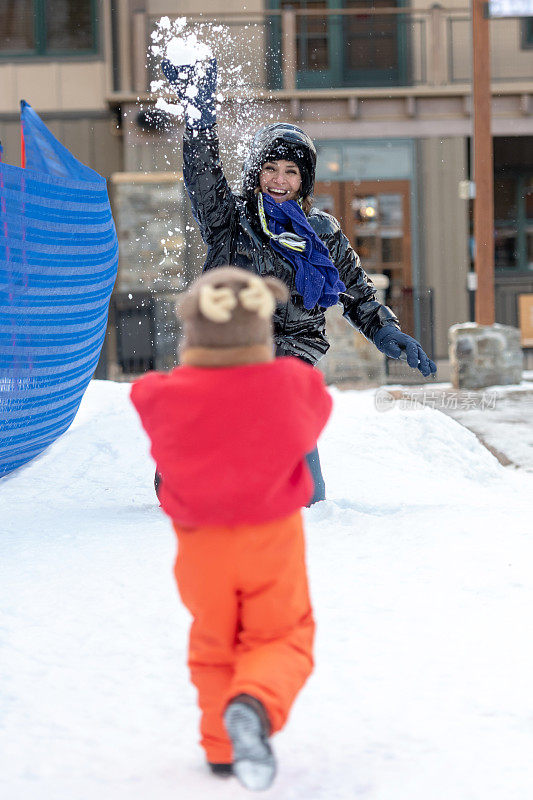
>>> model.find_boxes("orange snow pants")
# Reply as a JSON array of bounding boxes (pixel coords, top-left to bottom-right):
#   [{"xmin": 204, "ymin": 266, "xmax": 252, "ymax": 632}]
[{"xmin": 172, "ymin": 509, "xmax": 315, "ymax": 763}]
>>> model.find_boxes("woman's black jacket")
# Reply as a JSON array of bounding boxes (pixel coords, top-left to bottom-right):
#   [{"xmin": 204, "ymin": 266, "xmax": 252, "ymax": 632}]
[{"xmin": 183, "ymin": 125, "xmax": 400, "ymax": 366}]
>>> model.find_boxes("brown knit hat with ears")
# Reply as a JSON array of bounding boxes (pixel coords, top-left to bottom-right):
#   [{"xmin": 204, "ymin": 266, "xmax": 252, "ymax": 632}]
[{"xmin": 177, "ymin": 266, "xmax": 289, "ymax": 367}]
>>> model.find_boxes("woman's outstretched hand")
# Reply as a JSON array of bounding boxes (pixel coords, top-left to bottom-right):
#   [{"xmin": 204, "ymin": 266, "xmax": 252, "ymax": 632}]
[
  {"xmin": 161, "ymin": 57, "xmax": 217, "ymax": 130},
  {"xmin": 374, "ymin": 325, "xmax": 437, "ymax": 377}
]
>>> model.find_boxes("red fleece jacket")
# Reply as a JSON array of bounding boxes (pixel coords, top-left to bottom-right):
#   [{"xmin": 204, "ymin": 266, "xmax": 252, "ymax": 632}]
[{"xmin": 130, "ymin": 357, "xmax": 332, "ymax": 527}]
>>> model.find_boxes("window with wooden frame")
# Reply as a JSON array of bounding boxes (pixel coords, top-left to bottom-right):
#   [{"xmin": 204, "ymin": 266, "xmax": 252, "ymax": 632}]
[
  {"xmin": 0, "ymin": 0, "xmax": 98, "ymax": 57},
  {"xmin": 522, "ymin": 18, "xmax": 533, "ymax": 49},
  {"xmin": 268, "ymin": 0, "xmax": 408, "ymax": 89},
  {"xmin": 494, "ymin": 173, "xmax": 533, "ymax": 273}
]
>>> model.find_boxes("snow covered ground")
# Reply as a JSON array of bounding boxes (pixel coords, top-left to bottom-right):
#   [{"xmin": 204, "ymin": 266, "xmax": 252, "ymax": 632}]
[
  {"xmin": 383, "ymin": 376, "xmax": 533, "ymax": 472},
  {"xmin": 2, "ymin": 379, "xmax": 533, "ymax": 800}
]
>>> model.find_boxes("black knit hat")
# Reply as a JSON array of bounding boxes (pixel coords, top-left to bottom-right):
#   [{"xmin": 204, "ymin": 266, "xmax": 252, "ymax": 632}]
[{"xmin": 242, "ymin": 123, "xmax": 317, "ymax": 200}]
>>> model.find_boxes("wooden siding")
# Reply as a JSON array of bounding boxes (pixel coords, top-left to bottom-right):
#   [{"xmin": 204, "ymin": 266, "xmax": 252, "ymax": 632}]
[
  {"xmin": 417, "ymin": 136, "xmax": 470, "ymax": 359},
  {"xmin": 0, "ymin": 115, "xmax": 122, "ymax": 177},
  {"xmin": 495, "ymin": 275, "xmax": 533, "ymax": 329}
]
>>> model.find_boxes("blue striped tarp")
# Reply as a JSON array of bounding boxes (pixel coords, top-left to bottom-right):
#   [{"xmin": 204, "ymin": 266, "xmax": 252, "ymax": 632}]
[{"xmin": 0, "ymin": 102, "xmax": 118, "ymax": 476}]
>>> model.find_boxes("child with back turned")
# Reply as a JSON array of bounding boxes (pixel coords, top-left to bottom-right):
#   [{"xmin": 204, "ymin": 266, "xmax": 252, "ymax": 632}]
[{"xmin": 130, "ymin": 266, "xmax": 332, "ymax": 791}]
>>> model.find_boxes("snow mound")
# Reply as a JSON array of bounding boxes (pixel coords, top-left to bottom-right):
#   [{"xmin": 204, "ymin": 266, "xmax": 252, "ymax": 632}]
[
  {"xmin": 0, "ymin": 381, "xmax": 506, "ymax": 516},
  {"xmin": 1, "ymin": 381, "xmax": 155, "ymax": 517},
  {"xmin": 2, "ymin": 380, "xmax": 533, "ymax": 800},
  {"xmin": 320, "ymin": 387, "xmax": 505, "ymax": 516}
]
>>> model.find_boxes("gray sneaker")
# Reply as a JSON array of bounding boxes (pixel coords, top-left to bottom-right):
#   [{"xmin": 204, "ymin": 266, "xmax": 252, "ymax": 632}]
[{"xmin": 223, "ymin": 695, "xmax": 276, "ymax": 792}]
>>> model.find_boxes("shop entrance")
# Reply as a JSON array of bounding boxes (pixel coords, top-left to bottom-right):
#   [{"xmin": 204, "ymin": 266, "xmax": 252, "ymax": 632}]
[{"xmin": 314, "ymin": 179, "xmax": 414, "ymax": 331}]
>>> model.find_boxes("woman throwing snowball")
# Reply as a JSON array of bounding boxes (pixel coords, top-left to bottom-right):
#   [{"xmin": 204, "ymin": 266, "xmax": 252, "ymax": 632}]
[{"xmin": 161, "ymin": 57, "xmax": 436, "ymax": 503}]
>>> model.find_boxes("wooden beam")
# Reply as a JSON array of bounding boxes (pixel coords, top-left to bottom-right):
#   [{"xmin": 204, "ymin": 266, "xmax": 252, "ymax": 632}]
[
  {"xmin": 520, "ymin": 94, "xmax": 531, "ymax": 116},
  {"xmin": 281, "ymin": 10, "xmax": 297, "ymax": 92},
  {"xmin": 117, "ymin": 0, "xmax": 133, "ymax": 94},
  {"xmin": 132, "ymin": 13, "xmax": 148, "ymax": 95},
  {"xmin": 472, "ymin": 0, "xmax": 495, "ymax": 325},
  {"xmin": 406, "ymin": 96, "xmax": 417, "ymax": 118},
  {"xmin": 290, "ymin": 98, "xmax": 301, "ymax": 119},
  {"xmin": 347, "ymin": 96, "xmax": 359, "ymax": 118},
  {"xmin": 429, "ymin": 4, "xmax": 447, "ymax": 86}
]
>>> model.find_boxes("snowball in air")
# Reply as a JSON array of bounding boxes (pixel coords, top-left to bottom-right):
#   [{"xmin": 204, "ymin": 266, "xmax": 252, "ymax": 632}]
[{"xmin": 165, "ymin": 34, "xmax": 212, "ymax": 66}]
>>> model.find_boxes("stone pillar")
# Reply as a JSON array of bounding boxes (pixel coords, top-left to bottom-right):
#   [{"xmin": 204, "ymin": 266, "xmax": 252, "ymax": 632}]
[
  {"xmin": 319, "ymin": 274, "xmax": 388, "ymax": 385},
  {"xmin": 449, "ymin": 322, "xmax": 523, "ymax": 389}
]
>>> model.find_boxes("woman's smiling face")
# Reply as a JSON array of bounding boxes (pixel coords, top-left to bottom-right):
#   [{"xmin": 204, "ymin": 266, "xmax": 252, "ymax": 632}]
[{"xmin": 259, "ymin": 160, "xmax": 302, "ymax": 203}]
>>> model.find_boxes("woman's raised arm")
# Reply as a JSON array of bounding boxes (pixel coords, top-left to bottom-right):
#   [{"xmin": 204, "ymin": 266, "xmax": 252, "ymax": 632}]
[
  {"xmin": 183, "ymin": 126, "xmax": 236, "ymax": 247},
  {"xmin": 161, "ymin": 58, "xmax": 237, "ymax": 247}
]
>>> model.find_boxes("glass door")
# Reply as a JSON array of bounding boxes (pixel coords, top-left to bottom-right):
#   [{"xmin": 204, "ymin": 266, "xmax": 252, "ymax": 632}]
[
  {"xmin": 312, "ymin": 180, "xmax": 344, "ymax": 219},
  {"xmin": 523, "ymin": 177, "xmax": 533, "ymax": 271},
  {"xmin": 343, "ymin": 180, "xmax": 412, "ymax": 323},
  {"xmin": 313, "ymin": 179, "xmax": 412, "ymax": 295},
  {"xmin": 494, "ymin": 172, "xmax": 533, "ymax": 272}
]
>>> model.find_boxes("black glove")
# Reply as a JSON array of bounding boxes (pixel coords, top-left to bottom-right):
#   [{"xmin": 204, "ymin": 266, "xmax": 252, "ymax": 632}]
[
  {"xmin": 374, "ymin": 325, "xmax": 437, "ymax": 377},
  {"xmin": 161, "ymin": 57, "xmax": 217, "ymax": 129}
]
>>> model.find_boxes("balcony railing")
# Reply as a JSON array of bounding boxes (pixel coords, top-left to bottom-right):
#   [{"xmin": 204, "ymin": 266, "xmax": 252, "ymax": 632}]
[{"xmin": 122, "ymin": 8, "xmax": 533, "ymax": 96}]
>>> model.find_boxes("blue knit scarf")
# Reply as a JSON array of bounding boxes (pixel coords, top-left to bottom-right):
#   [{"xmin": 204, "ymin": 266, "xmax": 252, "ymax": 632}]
[{"xmin": 259, "ymin": 193, "xmax": 346, "ymax": 310}]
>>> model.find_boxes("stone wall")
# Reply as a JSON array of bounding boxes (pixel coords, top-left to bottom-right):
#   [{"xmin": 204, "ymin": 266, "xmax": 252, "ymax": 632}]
[
  {"xmin": 109, "ymin": 172, "xmax": 202, "ymax": 375},
  {"xmin": 318, "ymin": 276, "xmax": 387, "ymax": 385},
  {"xmin": 449, "ymin": 322, "xmax": 523, "ymax": 389},
  {"xmin": 318, "ymin": 305, "xmax": 386, "ymax": 385}
]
